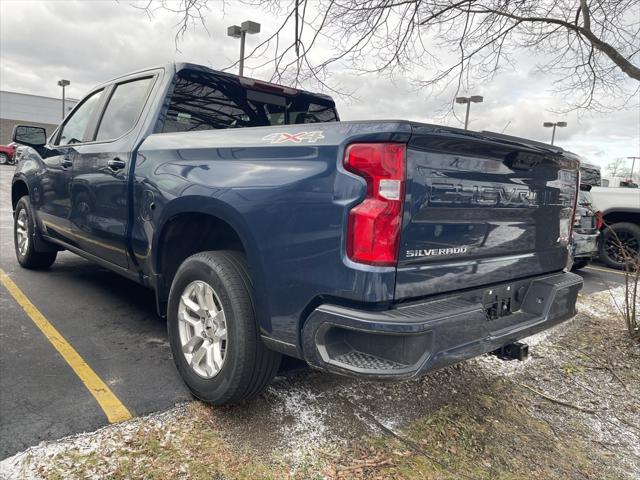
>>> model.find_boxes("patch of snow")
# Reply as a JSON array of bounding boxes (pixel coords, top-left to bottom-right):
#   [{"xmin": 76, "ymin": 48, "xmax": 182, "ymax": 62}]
[
  {"xmin": 584, "ymin": 412, "xmax": 640, "ymax": 480},
  {"xmin": 266, "ymin": 385, "xmax": 332, "ymax": 466},
  {"xmin": 578, "ymin": 286, "xmax": 630, "ymax": 321},
  {"xmin": 0, "ymin": 405, "xmax": 189, "ymax": 480}
]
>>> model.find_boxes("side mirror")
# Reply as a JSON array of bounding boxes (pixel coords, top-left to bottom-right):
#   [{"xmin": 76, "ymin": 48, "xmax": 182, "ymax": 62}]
[{"xmin": 12, "ymin": 125, "xmax": 47, "ymax": 147}]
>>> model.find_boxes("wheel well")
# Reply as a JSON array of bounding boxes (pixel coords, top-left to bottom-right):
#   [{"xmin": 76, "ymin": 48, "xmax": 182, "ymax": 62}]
[
  {"xmin": 155, "ymin": 213, "xmax": 245, "ymax": 309},
  {"xmin": 12, "ymin": 180, "xmax": 29, "ymax": 210},
  {"xmin": 602, "ymin": 211, "xmax": 640, "ymax": 228}
]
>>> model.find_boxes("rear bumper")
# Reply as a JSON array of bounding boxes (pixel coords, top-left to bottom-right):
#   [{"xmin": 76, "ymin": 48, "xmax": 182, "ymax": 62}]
[
  {"xmin": 573, "ymin": 231, "xmax": 599, "ymax": 259},
  {"xmin": 302, "ymin": 272, "xmax": 582, "ymax": 379}
]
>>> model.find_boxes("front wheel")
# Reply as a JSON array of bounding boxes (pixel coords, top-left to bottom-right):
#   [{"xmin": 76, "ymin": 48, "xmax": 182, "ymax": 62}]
[
  {"xmin": 167, "ymin": 251, "xmax": 281, "ymax": 405},
  {"xmin": 14, "ymin": 196, "xmax": 57, "ymax": 269},
  {"xmin": 598, "ymin": 222, "xmax": 640, "ymax": 270},
  {"xmin": 0, "ymin": 153, "xmax": 8, "ymax": 165}
]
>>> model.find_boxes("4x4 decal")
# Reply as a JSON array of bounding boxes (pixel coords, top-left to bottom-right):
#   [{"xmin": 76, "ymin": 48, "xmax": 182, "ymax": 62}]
[{"xmin": 262, "ymin": 131, "xmax": 325, "ymax": 144}]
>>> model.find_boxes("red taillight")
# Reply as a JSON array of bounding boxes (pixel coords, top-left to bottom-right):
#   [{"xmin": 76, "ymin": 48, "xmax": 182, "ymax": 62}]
[
  {"xmin": 344, "ymin": 143, "xmax": 405, "ymax": 266},
  {"xmin": 567, "ymin": 173, "xmax": 580, "ymax": 242},
  {"xmin": 596, "ymin": 210, "xmax": 604, "ymax": 230}
]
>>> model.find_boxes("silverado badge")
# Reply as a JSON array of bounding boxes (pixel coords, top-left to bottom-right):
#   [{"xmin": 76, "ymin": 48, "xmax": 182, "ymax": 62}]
[{"xmin": 406, "ymin": 247, "xmax": 469, "ymax": 258}]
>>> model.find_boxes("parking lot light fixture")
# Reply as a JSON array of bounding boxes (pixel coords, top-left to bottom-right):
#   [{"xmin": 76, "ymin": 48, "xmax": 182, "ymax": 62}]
[
  {"xmin": 57, "ymin": 79, "xmax": 70, "ymax": 120},
  {"xmin": 227, "ymin": 20, "xmax": 261, "ymax": 77},
  {"xmin": 543, "ymin": 121, "xmax": 567, "ymax": 145},
  {"xmin": 455, "ymin": 95, "xmax": 483, "ymax": 130}
]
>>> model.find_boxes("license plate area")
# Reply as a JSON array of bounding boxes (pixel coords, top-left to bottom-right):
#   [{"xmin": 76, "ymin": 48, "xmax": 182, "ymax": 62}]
[
  {"xmin": 581, "ymin": 216, "xmax": 596, "ymax": 230},
  {"xmin": 483, "ymin": 285, "xmax": 519, "ymax": 321}
]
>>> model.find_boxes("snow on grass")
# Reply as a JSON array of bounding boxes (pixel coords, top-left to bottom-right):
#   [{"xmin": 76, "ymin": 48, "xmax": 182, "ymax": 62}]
[
  {"xmin": 0, "ymin": 405, "xmax": 190, "ymax": 480},
  {"xmin": 265, "ymin": 384, "xmax": 332, "ymax": 466}
]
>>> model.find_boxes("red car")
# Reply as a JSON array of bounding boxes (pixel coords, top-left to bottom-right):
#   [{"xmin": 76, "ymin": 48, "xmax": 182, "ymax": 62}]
[{"xmin": 0, "ymin": 142, "xmax": 17, "ymax": 164}]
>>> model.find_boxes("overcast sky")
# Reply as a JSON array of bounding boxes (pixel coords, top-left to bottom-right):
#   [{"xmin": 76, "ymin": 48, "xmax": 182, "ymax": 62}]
[{"xmin": 1, "ymin": 0, "xmax": 638, "ymax": 172}]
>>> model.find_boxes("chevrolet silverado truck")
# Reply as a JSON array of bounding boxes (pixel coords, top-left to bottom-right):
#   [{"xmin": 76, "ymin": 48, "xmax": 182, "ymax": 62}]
[{"xmin": 11, "ymin": 63, "xmax": 582, "ymax": 405}]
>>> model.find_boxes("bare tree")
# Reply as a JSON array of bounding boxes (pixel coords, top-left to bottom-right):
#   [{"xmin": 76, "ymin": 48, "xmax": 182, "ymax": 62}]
[
  {"xmin": 145, "ymin": 0, "xmax": 639, "ymax": 109},
  {"xmin": 606, "ymin": 158, "xmax": 631, "ymax": 177},
  {"xmin": 602, "ymin": 219, "xmax": 640, "ymax": 342}
]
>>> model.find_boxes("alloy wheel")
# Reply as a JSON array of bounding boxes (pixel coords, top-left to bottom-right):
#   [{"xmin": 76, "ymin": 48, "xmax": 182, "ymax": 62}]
[
  {"xmin": 177, "ymin": 280, "xmax": 228, "ymax": 378},
  {"xmin": 604, "ymin": 230, "xmax": 639, "ymax": 264},
  {"xmin": 15, "ymin": 208, "xmax": 29, "ymax": 257}
]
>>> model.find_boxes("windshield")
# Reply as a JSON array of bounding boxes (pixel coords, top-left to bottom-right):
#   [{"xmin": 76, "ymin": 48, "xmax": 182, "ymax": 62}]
[{"xmin": 161, "ymin": 69, "xmax": 338, "ymax": 133}]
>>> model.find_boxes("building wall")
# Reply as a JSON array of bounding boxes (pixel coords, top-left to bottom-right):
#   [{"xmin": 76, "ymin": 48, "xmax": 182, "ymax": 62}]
[
  {"xmin": 0, "ymin": 90, "xmax": 78, "ymax": 145},
  {"xmin": 0, "ymin": 118, "xmax": 59, "ymax": 145}
]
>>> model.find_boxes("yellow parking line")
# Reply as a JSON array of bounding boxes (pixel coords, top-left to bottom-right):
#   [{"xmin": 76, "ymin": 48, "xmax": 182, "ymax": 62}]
[
  {"xmin": 0, "ymin": 269, "xmax": 132, "ymax": 423},
  {"xmin": 584, "ymin": 265, "xmax": 627, "ymax": 277}
]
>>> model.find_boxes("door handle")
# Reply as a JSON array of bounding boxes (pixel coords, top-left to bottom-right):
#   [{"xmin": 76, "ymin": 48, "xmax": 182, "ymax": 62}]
[
  {"xmin": 108, "ymin": 158, "xmax": 126, "ymax": 171},
  {"xmin": 61, "ymin": 157, "xmax": 73, "ymax": 168}
]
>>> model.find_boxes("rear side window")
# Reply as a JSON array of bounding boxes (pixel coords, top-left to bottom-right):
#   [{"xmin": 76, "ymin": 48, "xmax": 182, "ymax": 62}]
[
  {"xmin": 96, "ymin": 77, "xmax": 153, "ymax": 141},
  {"xmin": 161, "ymin": 69, "xmax": 337, "ymax": 133},
  {"xmin": 56, "ymin": 89, "xmax": 103, "ymax": 146},
  {"xmin": 290, "ymin": 103, "xmax": 337, "ymax": 124}
]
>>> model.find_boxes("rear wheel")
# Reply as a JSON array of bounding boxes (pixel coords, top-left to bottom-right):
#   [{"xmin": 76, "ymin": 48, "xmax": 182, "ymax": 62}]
[
  {"xmin": 14, "ymin": 196, "xmax": 57, "ymax": 269},
  {"xmin": 599, "ymin": 222, "xmax": 640, "ymax": 270},
  {"xmin": 0, "ymin": 153, "xmax": 8, "ymax": 165},
  {"xmin": 167, "ymin": 251, "xmax": 281, "ymax": 405}
]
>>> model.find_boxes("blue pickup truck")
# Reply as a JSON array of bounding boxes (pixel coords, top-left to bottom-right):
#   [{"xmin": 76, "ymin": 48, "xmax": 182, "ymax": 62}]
[{"xmin": 11, "ymin": 63, "xmax": 583, "ymax": 405}]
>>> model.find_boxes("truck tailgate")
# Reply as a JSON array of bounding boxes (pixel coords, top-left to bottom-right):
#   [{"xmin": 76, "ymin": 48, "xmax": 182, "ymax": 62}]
[{"xmin": 395, "ymin": 125, "xmax": 579, "ymax": 300}]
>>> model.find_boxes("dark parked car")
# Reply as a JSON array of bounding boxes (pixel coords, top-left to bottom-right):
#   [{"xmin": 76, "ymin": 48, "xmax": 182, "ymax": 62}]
[
  {"xmin": 0, "ymin": 142, "xmax": 17, "ymax": 164},
  {"xmin": 11, "ymin": 63, "xmax": 582, "ymax": 405},
  {"xmin": 570, "ymin": 160, "xmax": 601, "ymax": 271}
]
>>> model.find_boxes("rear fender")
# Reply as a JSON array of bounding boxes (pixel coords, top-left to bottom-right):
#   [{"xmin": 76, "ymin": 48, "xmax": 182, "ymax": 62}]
[{"xmin": 152, "ymin": 196, "xmax": 270, "ymax": 328}]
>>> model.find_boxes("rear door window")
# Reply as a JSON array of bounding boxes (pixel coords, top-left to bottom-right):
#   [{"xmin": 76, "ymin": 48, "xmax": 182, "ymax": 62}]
[
  {"xmin": 96, "ymin": 77, "xmax": 153, "ymax": 141},
  {"xmin": 161, "ymin": 69, "xmax": 337, "ymax": 133}
]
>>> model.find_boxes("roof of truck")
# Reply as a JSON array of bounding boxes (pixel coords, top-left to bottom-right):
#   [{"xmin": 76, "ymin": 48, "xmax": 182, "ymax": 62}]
[{"xmin": 96, "ymin": 62, "xmax": 334, "ymax": 102}]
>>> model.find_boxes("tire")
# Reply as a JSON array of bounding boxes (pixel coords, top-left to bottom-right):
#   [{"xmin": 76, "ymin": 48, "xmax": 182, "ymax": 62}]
[
  {"xmin": 14, "ymin": 196, "xmax": 57, "ymax": 270},
  {"xmin": 570, "ymin": 259, "xmax": 589, "ymax": 271},
  {"xmin": 598, "ymin": 222, "xmax": 640, "ymax": 270},
  {"xmin": 167, "ymin": 250, "xmax": 281, "ymax": 405},
  {"xmin": 0, "ymin": 153, "xmax": 8, "ymax": 165}
]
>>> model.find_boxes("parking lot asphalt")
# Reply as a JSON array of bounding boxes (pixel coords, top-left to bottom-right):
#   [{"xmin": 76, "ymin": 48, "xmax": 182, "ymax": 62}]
[
  {"xmin": 0, "ymin": 164, "xmax": 626, "ymax": 459},
  {"xmin": 0, "ymin": 166, "xmax": 191, "ymax": 459}
]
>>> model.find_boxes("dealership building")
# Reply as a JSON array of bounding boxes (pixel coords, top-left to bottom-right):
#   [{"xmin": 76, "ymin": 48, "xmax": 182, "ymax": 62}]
[{"xmin": 0, "ymin": 90, "xmax": 77, "ymax": 145}]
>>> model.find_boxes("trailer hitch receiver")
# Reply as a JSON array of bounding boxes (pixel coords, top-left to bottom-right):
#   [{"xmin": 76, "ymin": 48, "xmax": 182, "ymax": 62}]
[{"xmin": 490, "ymin": 342, "xmax": 529, "ymax": 361}]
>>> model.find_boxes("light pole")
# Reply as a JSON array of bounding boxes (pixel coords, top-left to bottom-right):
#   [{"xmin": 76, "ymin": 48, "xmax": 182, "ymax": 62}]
[
  {"xmin": 227, "ymin": 21, "xmax": 260, "ymax": 77},
  {"xmin": 543, "ymin": 121, "xmax": 567, "ymax": 145},
  {"xmin": 455, "ymin": 95, "xmax": 483, "ymax": 130},
  {"xmin": 627, "ymin": 156, "xmax": 639, "ymax": 180},
  {"xmin": 57, "ymin": 79, "xmax": 70, "ymax": 120}
]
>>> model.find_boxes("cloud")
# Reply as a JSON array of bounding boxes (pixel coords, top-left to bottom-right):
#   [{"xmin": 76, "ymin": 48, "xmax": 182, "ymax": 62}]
[{"xmin": 1, "ymin": 0, "xmax": 638, "ymax": 171}]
